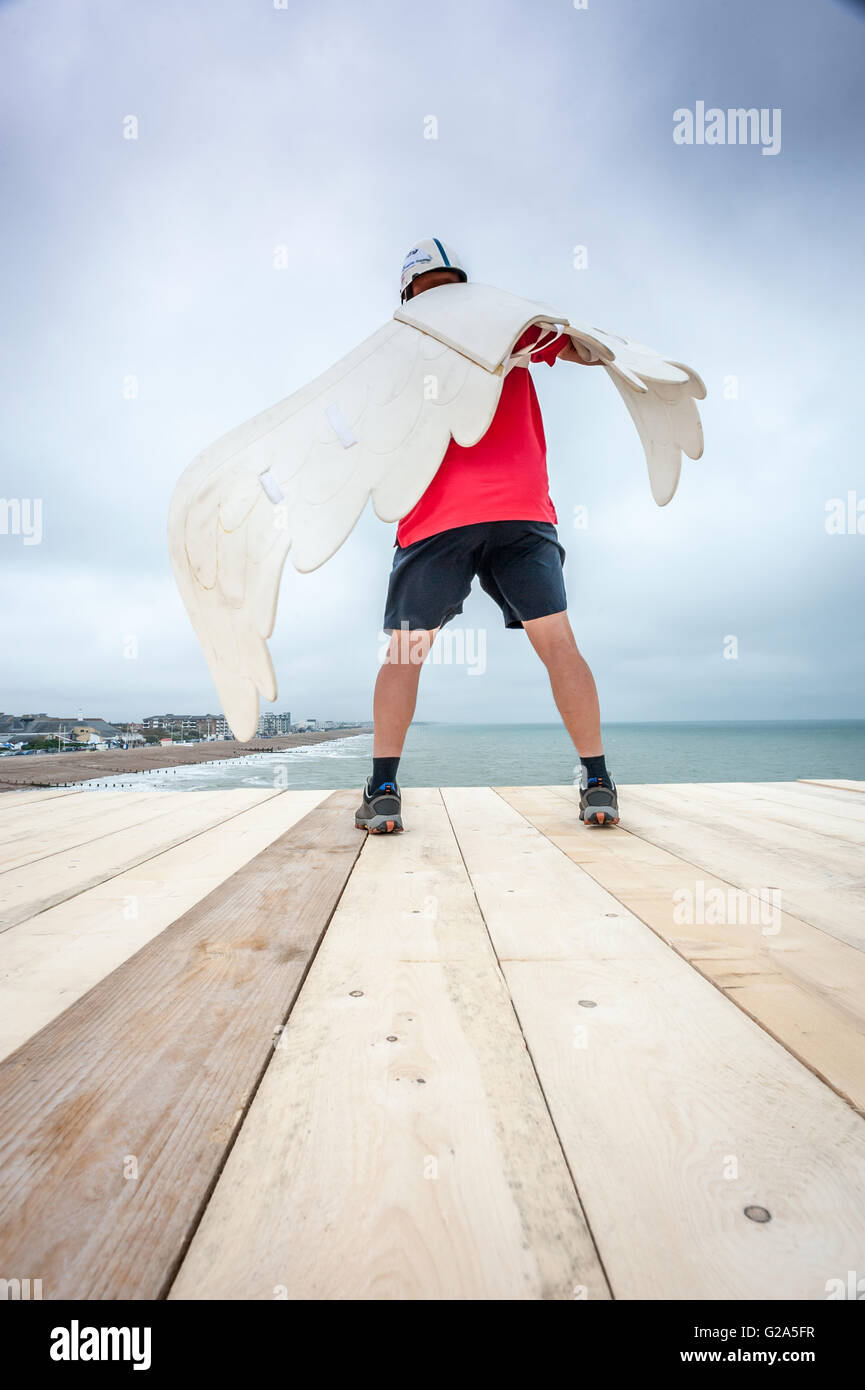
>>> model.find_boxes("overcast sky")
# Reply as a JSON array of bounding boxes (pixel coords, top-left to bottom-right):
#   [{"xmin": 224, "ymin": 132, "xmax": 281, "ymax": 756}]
[{"xmin": 1, "ymin": 0, "xmax": 863, "ymax": 725}]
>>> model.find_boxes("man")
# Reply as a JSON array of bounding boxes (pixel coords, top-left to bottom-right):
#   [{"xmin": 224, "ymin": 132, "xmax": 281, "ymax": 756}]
[{"xmin": 355, "ymin": 237, "xmax": 618, "ymax": 834}]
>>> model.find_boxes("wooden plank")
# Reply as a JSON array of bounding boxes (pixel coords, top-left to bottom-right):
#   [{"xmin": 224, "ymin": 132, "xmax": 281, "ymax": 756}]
[
  {"xmin": 586, "ymin": 782, "xmax": 865, "ymax": 952},
  {"xmin": 0, "ymin": 785, "xmax": 153, "ymax": 825},
  {"xmin": 169, "ymin": 789, "xmax": 608, "ymax": 1301},
  {"xmin": 0, "ymin": 792, "xmax": 185, "ymax": 872},
  {"xmin": 0, "ymin": 791, "xmax": 362, "ymax": 1300},
  {"xmin": 0, "ymin": 790, "xmax": 326, "ymax": 1062},
  {"xmin": 0, "ymin": 788, "xmax": 147, "ymax": 834},
  {"xmin": 723, "ymin": 779, "xmax": 865, "ymax": 823},
  {"xmin": 623, "ymin": 777, "xmax": 865, "ymax": 829},
  {"xmin": 799, "ymin": 778, "xmax": 865, "ymax": 795},
  {"xmin": 598, "ymin": 779, "xmax": 865, "ymax": 838},
  {"xmin": 443, "ymin": 787, "xmax": 865, "ymax": 1300},
  {"xmin": 0, "ymin": 788, "xmax": 84, "ymax": 810},
  {"xmin": 0, "ymin": 789, "xmax": 276, "ymax": 931},
  {"xmin": 499, "ymin": 786, "xmax": 865, "ymax": 1116},
  {"xmin": 668, "ymin": 780, "xmax": 865, "ymax": 839}
]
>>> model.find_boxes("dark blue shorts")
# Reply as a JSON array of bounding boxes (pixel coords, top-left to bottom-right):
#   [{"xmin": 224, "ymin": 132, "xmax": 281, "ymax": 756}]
[{"xmin": 383, "ymin": 520, "xmax": 567, "ymax": 633}]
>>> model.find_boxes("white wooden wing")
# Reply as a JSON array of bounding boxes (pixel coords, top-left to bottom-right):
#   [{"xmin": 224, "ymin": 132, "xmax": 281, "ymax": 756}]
[
  {"xmin": 169, "ymin": 282, "xmax": 706, "ymax": 739},
  {"xmin": 563, "ymin": 321, "xmax": 706, "ymax": 506},
  {"xmin": 168, "ymin": 318, "xmax": 505, "ymax": 740},
  {"xmin": 398, "ymin": 283, "xmax": 706, "ymax": 505}
]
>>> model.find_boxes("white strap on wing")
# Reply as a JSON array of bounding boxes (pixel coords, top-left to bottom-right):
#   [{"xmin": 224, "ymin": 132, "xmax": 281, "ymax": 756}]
[
  {"xmin": 325, "ymin": 403, "xmax": 358, "ymax": 448},
  {"xmin": 503, "ymin": 325, "xmax": 563, "ymax": 374}
]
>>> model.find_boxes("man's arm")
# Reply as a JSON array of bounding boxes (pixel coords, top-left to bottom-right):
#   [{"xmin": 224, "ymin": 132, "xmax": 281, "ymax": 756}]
[
  {"xmin": 512, "ymin": 327, "xmax": 603, "ymax": 370},
  {"xmin": 556, "ymin": 341, "xmax": 604, "ymax": 366}
]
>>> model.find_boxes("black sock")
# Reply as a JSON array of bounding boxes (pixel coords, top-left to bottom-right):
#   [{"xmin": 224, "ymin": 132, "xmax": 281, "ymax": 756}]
[
  {"xmin": 370, "ymin": 756, "xmax": 400, "ymax": 791},
  {"xmin": 581, "ymin": 754, "xmax": 609, "ymax": 783}
]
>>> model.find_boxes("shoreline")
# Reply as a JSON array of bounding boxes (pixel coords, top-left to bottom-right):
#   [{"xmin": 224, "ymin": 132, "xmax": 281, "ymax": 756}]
[{"xmin": 0, "ymin": 726, "xmax": 373, "ymax": 792}]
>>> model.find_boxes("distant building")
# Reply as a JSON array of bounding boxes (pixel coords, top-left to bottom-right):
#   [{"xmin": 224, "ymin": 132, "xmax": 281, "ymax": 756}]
[
  {"xmin": 142, "ymin": 713, "xmax": 229, "ymax": 739},
  {"xmin": 119, "ymin": 731, "xmax": 146, "ymax": 747},
  {"xmin": 256, "ymin": 711, "xmax": 292, "ymax": 737},
  {"xmin": 70, "ymin": 725, "xmax": 105, "ymax": 747},
  {"xmin": 0, "ymin": 715, "xmax": 120, "ymax": 745}
]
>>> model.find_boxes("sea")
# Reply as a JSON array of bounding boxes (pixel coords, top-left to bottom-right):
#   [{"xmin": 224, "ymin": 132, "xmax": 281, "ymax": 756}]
[{"xmin": 80, "ymin": 721, "xmax": 865, "ymax": 792}]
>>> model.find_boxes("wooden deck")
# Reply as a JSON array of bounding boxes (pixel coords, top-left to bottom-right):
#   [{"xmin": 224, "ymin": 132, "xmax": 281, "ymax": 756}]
[{"xmin": 1, "ymin": 780, "xmax": 864, "ymax": 1301}]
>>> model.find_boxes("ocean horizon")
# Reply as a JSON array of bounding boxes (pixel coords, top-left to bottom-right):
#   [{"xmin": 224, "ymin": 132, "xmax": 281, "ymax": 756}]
[{"xmin": 78, "ymin": 719, "xmax": 865, "ymax": 792}]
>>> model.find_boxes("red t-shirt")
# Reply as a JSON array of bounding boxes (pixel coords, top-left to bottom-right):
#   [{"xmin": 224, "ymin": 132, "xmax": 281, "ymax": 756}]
[{"xmin": 396, "ymin": 325, "xmax": 568, "ymax": 548}]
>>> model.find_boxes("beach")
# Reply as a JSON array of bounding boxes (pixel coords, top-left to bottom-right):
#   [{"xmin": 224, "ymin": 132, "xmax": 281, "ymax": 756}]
[{"xmin": 0, "ymin": 726, "xmax": 373, "ymax": 792}]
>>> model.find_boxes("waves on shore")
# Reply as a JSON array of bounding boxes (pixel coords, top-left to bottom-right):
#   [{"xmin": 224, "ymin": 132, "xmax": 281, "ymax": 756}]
[{"xmin": 77, "ymin": 732, "xmax": 375, "ymax": 792}]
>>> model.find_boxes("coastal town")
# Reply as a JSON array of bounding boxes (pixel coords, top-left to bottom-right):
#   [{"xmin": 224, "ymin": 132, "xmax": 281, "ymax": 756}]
[
  {"xmin": 0, "ymin": 711, "xmax": 365, "ymax": 756},
  {"xmin": 0, "ymin": 711, "xmax": 373, "ymax": 792}
]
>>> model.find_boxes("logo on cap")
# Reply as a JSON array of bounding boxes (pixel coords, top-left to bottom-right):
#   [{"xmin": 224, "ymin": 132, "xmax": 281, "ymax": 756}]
[{"xmin": 402, "ymin": 248, "xmax": 433, "ymax": 274}]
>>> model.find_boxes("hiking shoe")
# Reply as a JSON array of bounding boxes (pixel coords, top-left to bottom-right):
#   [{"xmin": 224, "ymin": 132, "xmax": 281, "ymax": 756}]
[
  {"xmin": 578, "ymin": 768, "xmax": 619, "ymax": 827},
  {"xmin": 355, "ymin": 780, "xmax": 403, "ymax": 834}
]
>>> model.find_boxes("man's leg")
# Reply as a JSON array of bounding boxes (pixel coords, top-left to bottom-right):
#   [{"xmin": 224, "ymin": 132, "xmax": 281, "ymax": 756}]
[
  {"xmin": 373, "ymin": 627, "xmax": 437, "ymax": 761},
  {"xmin": 356, "ymin": 627, "xmax": 437, "ymax": 833},
  {"xmin": 361, "ymin": 523, "xmax": 478, "ymax": 830},
  {"xmin": 522, "ymin": 611, "xmax": 602, "ymax": 755},
  {"xmin": 522, "ymin": 610, "xmax": 619, "ymax": 824}
]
